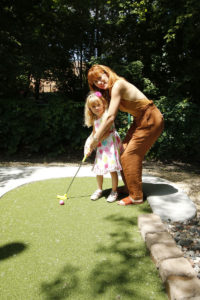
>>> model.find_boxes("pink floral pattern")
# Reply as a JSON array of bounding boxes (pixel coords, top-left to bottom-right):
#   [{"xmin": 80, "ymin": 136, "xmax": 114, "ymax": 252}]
[{"xmin": 93, "ymin": 114, "xmax": 123, "ymax": 175}]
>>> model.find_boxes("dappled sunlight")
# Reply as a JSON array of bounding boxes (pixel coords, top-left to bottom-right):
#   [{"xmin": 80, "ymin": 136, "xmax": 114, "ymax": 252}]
[
  {"xmin": 88, "ymin": 214, "xmax": 166, "ymax": 299},
  {"xmin": 0, "ymin": 177, "xmax": 167, "ymax": 299}
]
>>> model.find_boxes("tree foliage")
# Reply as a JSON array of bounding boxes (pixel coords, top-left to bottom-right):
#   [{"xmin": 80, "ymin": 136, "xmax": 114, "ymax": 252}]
[{"xmin": 0, "ymin": 0, "xmax": 200, "ymax": 161}]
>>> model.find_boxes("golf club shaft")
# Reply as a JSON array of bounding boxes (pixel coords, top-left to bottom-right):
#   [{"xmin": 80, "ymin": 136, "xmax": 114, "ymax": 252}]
[{"xmin": 65, "ymin": 155, "xmax": 87, "ymax": 195}]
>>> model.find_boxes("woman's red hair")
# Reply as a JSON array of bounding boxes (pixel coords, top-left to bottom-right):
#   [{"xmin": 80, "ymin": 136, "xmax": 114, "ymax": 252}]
[{"xmin": 87, "ymin": 64, "xmax": 121, "ymax": 92}]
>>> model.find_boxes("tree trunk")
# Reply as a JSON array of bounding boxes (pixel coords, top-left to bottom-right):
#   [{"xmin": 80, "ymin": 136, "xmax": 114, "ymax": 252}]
[{"xmin": 34, "ymin": 78, "xmax": 40, "ymax": 100}]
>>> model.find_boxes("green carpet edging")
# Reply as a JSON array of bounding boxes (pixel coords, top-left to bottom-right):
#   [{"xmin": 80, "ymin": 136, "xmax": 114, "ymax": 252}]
[{"xmin": 0, "ymin": 177, "xmax": 167, "ymax": 300}]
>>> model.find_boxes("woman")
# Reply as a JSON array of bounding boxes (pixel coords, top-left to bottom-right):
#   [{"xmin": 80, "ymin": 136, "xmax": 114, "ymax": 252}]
[{"xmin": 87, "ymin": 64, "xmax": 164, "ymax": 205}]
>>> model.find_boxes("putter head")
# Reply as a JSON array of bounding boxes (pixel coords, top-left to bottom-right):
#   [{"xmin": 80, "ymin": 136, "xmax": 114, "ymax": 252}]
[{"xmin": 57, "ymin": 194, "xmax": 67, "ymax": 200}]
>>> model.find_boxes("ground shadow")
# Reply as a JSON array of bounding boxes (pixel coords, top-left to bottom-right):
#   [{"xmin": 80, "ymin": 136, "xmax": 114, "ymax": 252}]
[
  {"xmin": 142, "ymin": 182, "xmax": 178, "ymax": 197},
  {"xmin": 102, "ymin": 180, "xmax": 178, "ymax": 200},
  {"xmin": 0, "ymin": 242, "xmax": 27, "ymax": 261},
  {"xmin": 40, "ymin": 216, "xmax": 159, "ymax": 300},
  {"xmin": 88, "ymin": 214, "xmax": 166, "ymax": 299},
  {"xmin": 0, "ymin": 167, "xmax": 35, "ymax": 188},
  {"xmin": 41, "ymin": 264, "xmax": 80, "ymax": 300},
  {"xmin": 68, "ymin": 187, "xmax": 128, "ymax": 201},
  {"xmin": 65, "ymin": 194, "xmax": 91, "ymax": 199},
  {"xmin": 102, "ymin": 187, "xmax": 129, "ymax": 200}
]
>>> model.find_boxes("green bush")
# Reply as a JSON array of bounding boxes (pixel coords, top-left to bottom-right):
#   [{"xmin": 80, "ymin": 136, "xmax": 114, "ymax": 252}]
[
  {"xmin": 148, "ymin": 97, "xmax": 200, "ymax": 162},
  {"xmin": 0, "ymin": 95, "xmax": 89, "ymax": 157},
  {"xmin": 0, "ymin": 93, "xmax": 199, "ymax": 163}
]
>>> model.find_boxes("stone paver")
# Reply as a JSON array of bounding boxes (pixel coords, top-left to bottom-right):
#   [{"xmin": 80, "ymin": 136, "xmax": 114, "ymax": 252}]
[
  {"xmin": 166, "ymin": 276, "xmax": 200, "ymax": 300},
  {"xmin": 151, "ymin": 243, "xmax": 183, "ymax": 267},
  {"xmin": 138, "ymin": 213, "xmax": 162, "ymax": 228},
  {"xmin": 138, "ymin": 213, "xmax": 200, "ymax": 300},
  {"xmin": 140, "ymin": 222, "xmax": 167, "ymax": 240},
  {"xmin": 138, "ymin": 213, "xmax": 168, "ymax": 240},
  {"xmin": 142, "ymin": 175, "xmax": 196, "ymax": 222},
  {"xmin": 159, "ymin": 257, "xmax": 197, "ymax": 282},
  {"xmin": 145, "ymin": 231, "xmax": 176, "ymax": 249}
]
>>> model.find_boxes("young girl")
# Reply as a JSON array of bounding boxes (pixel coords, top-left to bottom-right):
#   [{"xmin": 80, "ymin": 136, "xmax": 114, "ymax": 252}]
[{"xmin": 84, "ymin": 91, "xmax": 123, "ymax": 202}]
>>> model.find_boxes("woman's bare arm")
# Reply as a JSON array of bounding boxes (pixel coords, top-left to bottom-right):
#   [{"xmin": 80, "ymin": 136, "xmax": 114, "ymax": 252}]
[{"xmin": 90, "ymin": 80, "xmax": 123, "ymax": 148}]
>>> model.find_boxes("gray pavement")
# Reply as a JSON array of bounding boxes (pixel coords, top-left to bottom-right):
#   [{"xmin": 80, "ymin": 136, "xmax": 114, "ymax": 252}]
[{"xmin": 0, "ymin": 165, "xmax": 197, "ymax": 222}]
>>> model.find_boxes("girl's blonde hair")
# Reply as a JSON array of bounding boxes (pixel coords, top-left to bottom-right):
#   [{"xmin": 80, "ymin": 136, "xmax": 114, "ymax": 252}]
[
  {"xmin": 84, "ymin": 91, "xmax": 108, "ymax": 127},
  {"xmin": 87, "ymin": 64, "xmax": 121, "ymax": 93}
]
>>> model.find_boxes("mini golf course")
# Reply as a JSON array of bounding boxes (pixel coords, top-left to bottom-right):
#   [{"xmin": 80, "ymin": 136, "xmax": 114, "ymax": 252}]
[{"xmin": 0, "ymin": 177, "xmax": 167, "ymax": 299}]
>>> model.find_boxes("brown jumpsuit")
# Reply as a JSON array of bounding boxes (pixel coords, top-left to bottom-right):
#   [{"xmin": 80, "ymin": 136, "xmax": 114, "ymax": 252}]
[{"xmin": 120, "ymin": 98, "xmax": 164, "ymax": 200}]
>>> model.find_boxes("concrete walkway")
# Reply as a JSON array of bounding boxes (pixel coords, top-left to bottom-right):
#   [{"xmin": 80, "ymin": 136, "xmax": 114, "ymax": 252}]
[{"xmin": 0, "ymin": 165, "xmax": 196, "ymax": 222}]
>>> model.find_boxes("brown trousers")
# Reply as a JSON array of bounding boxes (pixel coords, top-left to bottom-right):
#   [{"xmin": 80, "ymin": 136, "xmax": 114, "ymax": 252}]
[{"xmin": 120, "ymin": 102, "xmax": 164, "ymax": 200}]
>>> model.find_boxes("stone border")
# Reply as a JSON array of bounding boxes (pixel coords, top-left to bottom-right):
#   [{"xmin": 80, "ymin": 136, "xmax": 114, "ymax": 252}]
[{"xmin": 138, "ymin": 213, "xmax": 200, "ymax": 299}]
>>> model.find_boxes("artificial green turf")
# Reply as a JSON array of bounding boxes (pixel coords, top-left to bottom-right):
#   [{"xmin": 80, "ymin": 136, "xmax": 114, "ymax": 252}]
[{"xmin": 0, "ymin": 177, "xmax": 167, "ymax": 300}]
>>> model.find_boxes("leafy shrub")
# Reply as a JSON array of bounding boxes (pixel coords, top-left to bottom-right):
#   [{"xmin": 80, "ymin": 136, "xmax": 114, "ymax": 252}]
[
  {"xmin": 0, "ymin": 95, "xmax": 89, "ymax": 157},
  {"xmin": 148, "ymin": 97, "xmax": 200, "ymax": 162},
  {"xmin": 0, "ymin": 90, "xmax": 199, "ymax": 163}
]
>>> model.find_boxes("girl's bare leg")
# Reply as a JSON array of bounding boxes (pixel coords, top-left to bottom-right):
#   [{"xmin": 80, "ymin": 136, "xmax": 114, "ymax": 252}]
[
  {"xmin": 110, "ymin": 172, "xmax": 118, "ymax": 192},
  {"xmin": 96, "ymin": 175, "xmax": 103, "ymax": 190}
]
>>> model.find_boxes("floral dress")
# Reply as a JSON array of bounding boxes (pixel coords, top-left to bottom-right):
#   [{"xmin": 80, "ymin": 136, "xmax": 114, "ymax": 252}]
[{"xmin": 92, "ymin": 113, "xmax": 123, "ymax": 175}]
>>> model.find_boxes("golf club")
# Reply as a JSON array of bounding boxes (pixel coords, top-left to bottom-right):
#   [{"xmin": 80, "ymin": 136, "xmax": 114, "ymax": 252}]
[{"xmin": 57, "ymin": 155, "xmax": 87, "ymax": 201}]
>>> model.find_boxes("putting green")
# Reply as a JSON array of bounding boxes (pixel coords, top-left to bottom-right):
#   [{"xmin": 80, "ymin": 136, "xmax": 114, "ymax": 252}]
[{"xmin": 0, "ymin": 177, "xmax": 167, "ymax": 300}]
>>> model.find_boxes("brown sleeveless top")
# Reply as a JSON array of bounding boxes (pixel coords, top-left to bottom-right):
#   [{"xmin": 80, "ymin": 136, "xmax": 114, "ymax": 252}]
[{"xmin": 119, "ymin": 98, "xmax": 151, "ymax": 117}]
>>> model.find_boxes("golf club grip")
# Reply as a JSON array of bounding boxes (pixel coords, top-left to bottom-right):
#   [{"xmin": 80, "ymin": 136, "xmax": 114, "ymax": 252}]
[{"xmin": 82, "ymin": 155, "xmax": 87, "ymax": 163}]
